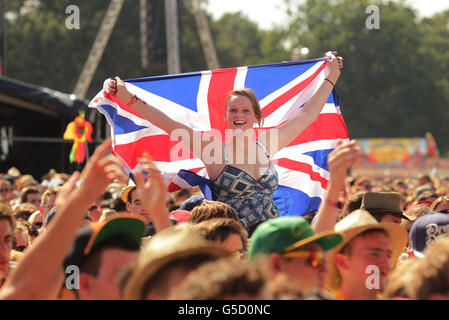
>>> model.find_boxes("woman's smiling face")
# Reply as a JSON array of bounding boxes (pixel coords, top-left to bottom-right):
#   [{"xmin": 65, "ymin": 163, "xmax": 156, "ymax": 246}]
[{"xmin": 225, "ymin": 95, "xmax": 258, "ymax": 131}]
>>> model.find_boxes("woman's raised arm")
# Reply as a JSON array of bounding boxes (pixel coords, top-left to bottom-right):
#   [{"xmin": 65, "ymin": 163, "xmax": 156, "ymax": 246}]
[
  {"xmin": 108, "ymin": 77, "xmax": 222, "ymax": 164},
  {"xmin": 259, "ymin": 52, "xmax": 343, "ymax": 156}
]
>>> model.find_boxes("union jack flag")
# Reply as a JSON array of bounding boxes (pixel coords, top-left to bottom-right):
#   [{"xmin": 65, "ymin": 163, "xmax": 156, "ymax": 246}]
[{"xmin": 89, "ymin": 57, "xmax": 348, "ymax": 216}]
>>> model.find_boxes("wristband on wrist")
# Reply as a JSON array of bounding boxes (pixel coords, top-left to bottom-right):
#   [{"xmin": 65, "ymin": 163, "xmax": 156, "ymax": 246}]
[
  {"xmin": 127, "ymin": 95, "xmax": 148, "ymax": 106},
  {"xmin": 324, "ymin": 78, "xmax": 335, "ymax": 87},
  {"xmin": 127, "ymin": 95, "xmax": 138, "ymax": 106}
]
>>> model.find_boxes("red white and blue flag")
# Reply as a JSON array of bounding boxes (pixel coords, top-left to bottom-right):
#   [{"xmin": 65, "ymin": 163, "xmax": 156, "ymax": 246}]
[{"xmin": 89, "ymin": 57, "xmax": 348, "ymax": 216}]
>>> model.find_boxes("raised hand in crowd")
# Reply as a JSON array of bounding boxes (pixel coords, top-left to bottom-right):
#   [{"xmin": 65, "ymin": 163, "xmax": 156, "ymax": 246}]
[
  {"xmin": 133, "ymin": 152, "xmax": 172, "ymax": 233},
  {"xmin": 313, "ymin": 140, "xmax": 361, "ymax": 233},
  {"xmin": 0, "ymin": 139, "xmax": 126, "ymax": 299}
]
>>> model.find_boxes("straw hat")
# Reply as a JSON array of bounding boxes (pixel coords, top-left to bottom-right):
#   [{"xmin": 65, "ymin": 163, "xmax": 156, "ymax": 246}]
[
  {"xmin": 123, "ymin": 223, "xmax": 231, "ymax": 299},
  {"xmin": 326, "ymin": 209, "xmax": 408, "ymax": 290}
]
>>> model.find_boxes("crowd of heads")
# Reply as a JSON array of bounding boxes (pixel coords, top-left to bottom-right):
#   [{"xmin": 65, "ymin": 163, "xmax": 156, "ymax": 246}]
[{"xmin": 1, "ymin": 161, "xmax": 449, "ymax": 300}]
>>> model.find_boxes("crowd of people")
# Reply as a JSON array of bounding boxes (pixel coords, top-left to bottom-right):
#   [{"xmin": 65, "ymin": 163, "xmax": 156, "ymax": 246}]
[
  {"xmin": 0, "ymin": 138, "xmax": 448, "ymax": 300},
  {"xmin": 1, "ymin": 52, "xmax": 448, "ymax": 301}
]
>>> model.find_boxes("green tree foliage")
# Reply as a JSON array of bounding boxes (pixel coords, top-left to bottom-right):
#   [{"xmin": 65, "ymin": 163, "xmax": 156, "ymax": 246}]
[
  {"xmin": 212, "ymin": 12, "xmax": 289, "ymax": 67},
  {"xmin": 5, "ymin": 0, "xmax": 288, "ymax": 101},
  {"xmin": 282, "ymin": 0, "xmax": 449, "ymax": 153}
]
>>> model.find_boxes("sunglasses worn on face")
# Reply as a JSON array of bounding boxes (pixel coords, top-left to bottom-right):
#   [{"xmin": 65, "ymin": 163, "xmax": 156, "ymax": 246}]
[
  {"xmin": 438, "ymin": 209, "xmax": 449, "ymax": 214},
  {"xmin": 16, "ymin": 246, "xmax": 27, "ymax": 252},
  {"xmin": 281, "ymin": 251, "xmax": 325, "ymax": 269},
  {"xmin": 34, "ymin": 222, "xmax": 43, "ymax": 228},
  {"xmin": 0, "ymin": 188, "xmax": 11, "ymax": 193}
]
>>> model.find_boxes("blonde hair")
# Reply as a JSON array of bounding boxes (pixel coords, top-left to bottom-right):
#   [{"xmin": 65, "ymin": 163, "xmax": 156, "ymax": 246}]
[{"xmin": 41, "ymin": 186, "xmax": 62, "ymax": 206}]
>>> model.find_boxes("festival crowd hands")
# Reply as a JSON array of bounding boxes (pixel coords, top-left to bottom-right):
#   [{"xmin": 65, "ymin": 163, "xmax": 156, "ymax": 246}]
[
  {"xmin": 313, "ymin": 140, "xmax": 362, "ymax": 233},
  {"xmin": 4, "ymin": 49, "xmax": 448, "ymax": 301},
  {"xmin": 134, "ymin": 152, "xmax": 172, "ymax": 232},
  {"xmin": 0, "ymin": 139, "xmax": 128, "ymax": 299},
  {"xmin": 327, "ymin": 140, "xmax": 362, "ymax": 193}
]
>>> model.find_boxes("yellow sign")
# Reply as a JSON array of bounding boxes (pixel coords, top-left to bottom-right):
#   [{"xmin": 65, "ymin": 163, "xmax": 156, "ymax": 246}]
[{"xmin": 356, "ymin": 138, "xmax": 427, "ymax": 165}]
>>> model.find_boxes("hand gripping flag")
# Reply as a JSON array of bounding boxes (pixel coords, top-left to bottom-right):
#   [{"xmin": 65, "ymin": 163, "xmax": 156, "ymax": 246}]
[{"xmin": 89, "ymin": 57, "xmax": 348, "ymax": 216}]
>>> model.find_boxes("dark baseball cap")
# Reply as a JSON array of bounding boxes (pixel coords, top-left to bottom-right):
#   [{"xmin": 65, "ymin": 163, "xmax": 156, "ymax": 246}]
[{"xmin": 410, "ymin": 212, "xmax": 449, "ymax": 257}]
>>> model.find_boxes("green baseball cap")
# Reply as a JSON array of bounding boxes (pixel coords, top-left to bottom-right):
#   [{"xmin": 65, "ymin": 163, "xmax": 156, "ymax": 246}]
[
  {"xmin": 64, "ymin": 214, "xmax": 146, "ymax": 271},
  {"xmin": 248, "ymin": 216, "xmax": 343, "ymax": 260}
]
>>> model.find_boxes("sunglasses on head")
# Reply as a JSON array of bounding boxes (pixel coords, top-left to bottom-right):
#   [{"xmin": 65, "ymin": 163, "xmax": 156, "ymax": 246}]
[{"xmin": 281, "ymin": 250, "xmax": 325, "ymax": 269}]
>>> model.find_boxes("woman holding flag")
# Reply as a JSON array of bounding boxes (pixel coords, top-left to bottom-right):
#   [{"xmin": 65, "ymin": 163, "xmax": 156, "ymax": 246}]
[{"xmin": 106, "ymin": 52, "xmax": 343, "ymax": 233}]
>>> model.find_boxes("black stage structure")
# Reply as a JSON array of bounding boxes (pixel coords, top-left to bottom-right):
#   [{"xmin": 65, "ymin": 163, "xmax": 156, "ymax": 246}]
[{"xmin": 0, "ymin": 76, "xmax": 103, "ymax": 179}]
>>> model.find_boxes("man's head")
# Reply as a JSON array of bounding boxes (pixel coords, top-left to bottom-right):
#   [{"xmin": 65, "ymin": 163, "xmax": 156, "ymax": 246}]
[
  {"xmin": 335, "ymin": 229, "xmax": 392, "ymax": 292},
  {"xmin": 63, "ymin": 214, "xmax": 146, "ymax": 300},
  {"xmin": 392, "ymin": 179, "xmax": 408, "ymax": 194},
  {"xmin": 188, "ymin": 200, "xmax": 238, "ymax": 224},
  {"xmin": 415, "ymin": 190, "xmax": 439, "ymax": 207},
  {"xmin": 409, "ymin": 236, "xmax": 449, "ymax": 299},
  {"xmin": 0, "ymin": 180, "xmax": 13, "ymax": 204},
  {"xmin": 194, "ymin": 218, "xmax": 248, "ymax": 254},
  {"xmin": 341, "ymin": 190, "xmax": 365, "ymax": 217},
  {"xmin": 173, "ymin": 188, "xmax": 192, "ymax": 205},
  {"xmin": 353, "ymin": 176, "xmax": 373, "ymax": 192},
  {"xmin": 401, "ymin": 204, "xmax": 430, "ymax": 234},
  {"xmin": 19, "ymin": 186, "xmax": 41, "ymax": 207},
  {"xmin": 15, "ymin": 222, "xmax": 30, "ymax": 252},
  {"xmin": 418, "ymin": 173, "xmax": 432, "ymax": 187},
  {"xmin": 384, "ymin": 237, "xmax": 449, "ymax": 300},
  {"xmin": 247, "ymin": 216, "xmax": 343, "ymax": 294},
  {"xmin": 409, "ymin": 212, "xmax": 449, "ymax": 257},
  {"xmin": 121, "ymin": 186, "xmax": 151, "ymax": 223},
  {"xmin": 414, "ymin": 184, "xmax": 435, "ymax": 200},
  {"xmin": 0, "ymin": 204, "xmax": 14, "ymax": 284},
  {"xmin": 13, "ymin": 203, "xmax": 38, "ymax": 222},
  {"xmin": 168, "ymin": 257, "xmax": 270, "ymax": 300},
  {"xmin": 123, "ymin": 224, "xmax": 231, "ymax": 300},
  {"xmin": 360, "ymin": 191, "xmax": 410, "ymax": 224},
  {"xmin": 327, "ymin": 210, "xmax": 408, "ymax": 295},
  {"xmin": 87, "ymin": 203, "xmax": 102, "ymax": 222},
  {"xmin": 40, "ymin": 186, "xmax": 61, "ymax": 217}
]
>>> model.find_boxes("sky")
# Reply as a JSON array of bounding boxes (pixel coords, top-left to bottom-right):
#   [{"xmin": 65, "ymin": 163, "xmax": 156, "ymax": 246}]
[{"xmin": 206, "ymin": 0, "xmax": 449, "ymax": 30}]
